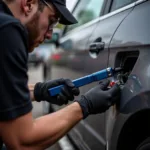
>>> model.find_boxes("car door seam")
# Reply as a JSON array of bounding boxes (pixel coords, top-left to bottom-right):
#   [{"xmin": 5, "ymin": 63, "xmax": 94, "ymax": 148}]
[{"xmin": 107, "ymin": 5, "xmax": 136, "ymax": 67}]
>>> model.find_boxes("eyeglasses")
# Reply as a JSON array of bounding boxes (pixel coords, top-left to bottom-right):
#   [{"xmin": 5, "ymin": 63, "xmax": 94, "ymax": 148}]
[
  {"xmin": 41, "ymin": 0, "xmax": 60, "ymax": 30},
  {"xmin": 48, "ymin": 16, "xmax": 60, "ymax": 30}
]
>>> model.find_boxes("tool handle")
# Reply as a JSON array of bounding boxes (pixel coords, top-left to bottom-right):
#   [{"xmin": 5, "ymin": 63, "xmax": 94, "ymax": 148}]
[{"xmin": 48, "ymin": 68, "xmax": 113, "ymax": 96}]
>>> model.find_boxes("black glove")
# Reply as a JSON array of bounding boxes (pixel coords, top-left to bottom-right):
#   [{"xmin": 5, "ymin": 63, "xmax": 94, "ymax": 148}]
[
  {"xmin": 76, "ymin": 80, "xmax": 121, "ymax": 119},
  {"xmin": 34, "ymin": 78, "xmax": 80, "ymax": 106}
]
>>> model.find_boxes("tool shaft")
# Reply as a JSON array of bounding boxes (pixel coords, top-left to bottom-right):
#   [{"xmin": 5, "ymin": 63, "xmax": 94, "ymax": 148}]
[{"xmin": 48, "ymin": 67, "xmax": 114, "ymax": 96}]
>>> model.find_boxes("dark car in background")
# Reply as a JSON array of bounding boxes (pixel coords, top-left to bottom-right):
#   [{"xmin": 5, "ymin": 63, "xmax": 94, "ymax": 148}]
[{"xmin": 48, "ymin": 0, "xmax": 150, "ymax": 150}]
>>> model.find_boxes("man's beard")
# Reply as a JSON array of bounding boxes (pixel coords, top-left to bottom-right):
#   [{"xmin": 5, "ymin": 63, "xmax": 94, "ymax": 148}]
[{"xmin": 26, "ymin": 12, "xmax": 40, "ymax": 52}]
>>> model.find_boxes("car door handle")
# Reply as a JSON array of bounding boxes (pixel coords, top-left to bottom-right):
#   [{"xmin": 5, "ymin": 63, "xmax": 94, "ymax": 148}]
[{"xmin": 89, "ymin": 42, "xmax": 105, "ymax": 54}]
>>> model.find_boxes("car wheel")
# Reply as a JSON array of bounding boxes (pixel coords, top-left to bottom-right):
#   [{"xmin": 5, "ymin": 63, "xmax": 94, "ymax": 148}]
[{"xmin": 136, "ymin": 137, "xmax": 150, "ymax": 150}]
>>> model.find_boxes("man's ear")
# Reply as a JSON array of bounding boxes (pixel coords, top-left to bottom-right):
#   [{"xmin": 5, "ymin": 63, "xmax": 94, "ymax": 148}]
[{"xmin": 21, "ymin": 0, "xmax": 36, "ymax": 16}]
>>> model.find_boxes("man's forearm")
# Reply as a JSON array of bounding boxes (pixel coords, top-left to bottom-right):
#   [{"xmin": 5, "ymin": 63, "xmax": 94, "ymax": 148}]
[
  {"xmin": 1, "ymin": 102, "xmax": 83, "ymax": 150},
  {"xmin": 32, "ymin": 102, "xmax": 83, "ymax": 149},
  {"xmin": 28, "ymin": 84, "xmax": 35, "ymax": 101}
]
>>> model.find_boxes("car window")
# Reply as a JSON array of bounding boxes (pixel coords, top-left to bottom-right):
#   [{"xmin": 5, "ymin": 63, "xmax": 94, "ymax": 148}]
[
  {"xmin": 110, "ymin": 0, "xmax": 137, "ymax": 12},
  {"xmin": 65, "ymin": 0, "xmax": 104, "ymax": 33},
  {"xmin": 66, "ymin": 0, "xmax": 78, "ymax": 12}
]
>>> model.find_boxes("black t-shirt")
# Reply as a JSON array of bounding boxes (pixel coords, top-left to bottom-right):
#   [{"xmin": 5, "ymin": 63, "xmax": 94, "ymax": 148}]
[
  {"xmin": 0, "ymin": 15, "xmax": 33, "ymax": 120},
  {"xmin": 0, "ymin": 2, "xmax": 33, "ymax": 148}
]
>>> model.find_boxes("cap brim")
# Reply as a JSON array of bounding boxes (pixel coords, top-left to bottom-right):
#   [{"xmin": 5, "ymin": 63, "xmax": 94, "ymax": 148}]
[{"xmin": 53, "ymin": 3, "xmax": 78, "ymax": 25}]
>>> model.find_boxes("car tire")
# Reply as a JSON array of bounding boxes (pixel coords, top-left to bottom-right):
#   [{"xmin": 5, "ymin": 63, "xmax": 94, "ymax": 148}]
[{"xmin": 136, "ymin": 137, "xmax": 150, "ymax": 150}]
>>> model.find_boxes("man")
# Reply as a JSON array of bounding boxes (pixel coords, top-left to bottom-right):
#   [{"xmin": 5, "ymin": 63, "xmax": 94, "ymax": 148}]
[{"xmin": 0, "ymin": 0, "xmax": 121, "ymax": 149}]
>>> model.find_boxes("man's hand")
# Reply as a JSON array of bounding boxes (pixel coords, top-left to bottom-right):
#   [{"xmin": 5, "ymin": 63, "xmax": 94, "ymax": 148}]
[
  {"xmin": 34, "ymin": 78, "xmax": 80, "ymax": 105},
  {"xmin": 76, "ymin": 80, "xmax": 121, "ymax": 119}
]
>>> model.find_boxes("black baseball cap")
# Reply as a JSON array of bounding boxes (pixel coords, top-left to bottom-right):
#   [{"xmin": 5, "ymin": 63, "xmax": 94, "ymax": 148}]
[{"xmin": 47, "ymin": 0, "xmax": 78, "ymax": 25}]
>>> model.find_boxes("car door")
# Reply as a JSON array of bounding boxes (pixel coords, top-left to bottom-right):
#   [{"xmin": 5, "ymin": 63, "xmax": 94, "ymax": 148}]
[{"xmin": 58, "ymin": 0, "xmax": 105, "ymax": 73}]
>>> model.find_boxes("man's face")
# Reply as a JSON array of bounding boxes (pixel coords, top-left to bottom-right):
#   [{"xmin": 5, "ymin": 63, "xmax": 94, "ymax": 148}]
[{"xmin": 26, "ymin": 1, "xmax": 60, "ymax": 52}]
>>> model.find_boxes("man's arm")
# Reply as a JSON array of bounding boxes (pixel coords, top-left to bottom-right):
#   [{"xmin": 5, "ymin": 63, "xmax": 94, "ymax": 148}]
[
  {"xmin": 0, "ymin": 102, "xmax": 83, "ymax": 150},
  {"xmin": 1, "ymin": 80, "xmax": 120, "ymax": 150}
]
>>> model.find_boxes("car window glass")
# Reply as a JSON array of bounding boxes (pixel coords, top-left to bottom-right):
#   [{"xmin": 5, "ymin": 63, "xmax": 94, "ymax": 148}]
[
  {"xmin": 110, "ymin": 0, "xmax": 137, "ymax": 12},
  {"xmin": 65, "ymin": 0, "xmax": 104, "ymax": 33},
  {"xmin": 66, "ymin": 0, "xmax": 78, "ymax": 11}
]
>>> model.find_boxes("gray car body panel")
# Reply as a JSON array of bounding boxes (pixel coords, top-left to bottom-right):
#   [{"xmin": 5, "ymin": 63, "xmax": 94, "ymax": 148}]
[
  {"xmin": 50, "ymin": 0, "xmax": 150, "ymax": 150},
  {"xmin": 107, "ymin": 1, "xmax": 150, "ymax": 149}
]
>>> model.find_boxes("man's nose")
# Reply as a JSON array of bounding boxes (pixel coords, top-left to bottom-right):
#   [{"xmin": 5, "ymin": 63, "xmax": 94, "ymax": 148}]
[{"xmin": 45, "ymin": 30, "xmax": 53, "ymax": 39}]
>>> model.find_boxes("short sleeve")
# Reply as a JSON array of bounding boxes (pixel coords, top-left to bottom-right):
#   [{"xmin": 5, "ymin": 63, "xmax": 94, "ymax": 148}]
[{"xmin": 0, "ymin": 23, "xmax": 32, "ymax": 121}]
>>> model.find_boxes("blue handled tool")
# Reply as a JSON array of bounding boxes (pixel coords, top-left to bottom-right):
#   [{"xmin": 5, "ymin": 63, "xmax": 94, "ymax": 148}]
[{"xmin": 48, "ymin": 67, "xmax": 122, "ymax": 96}]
